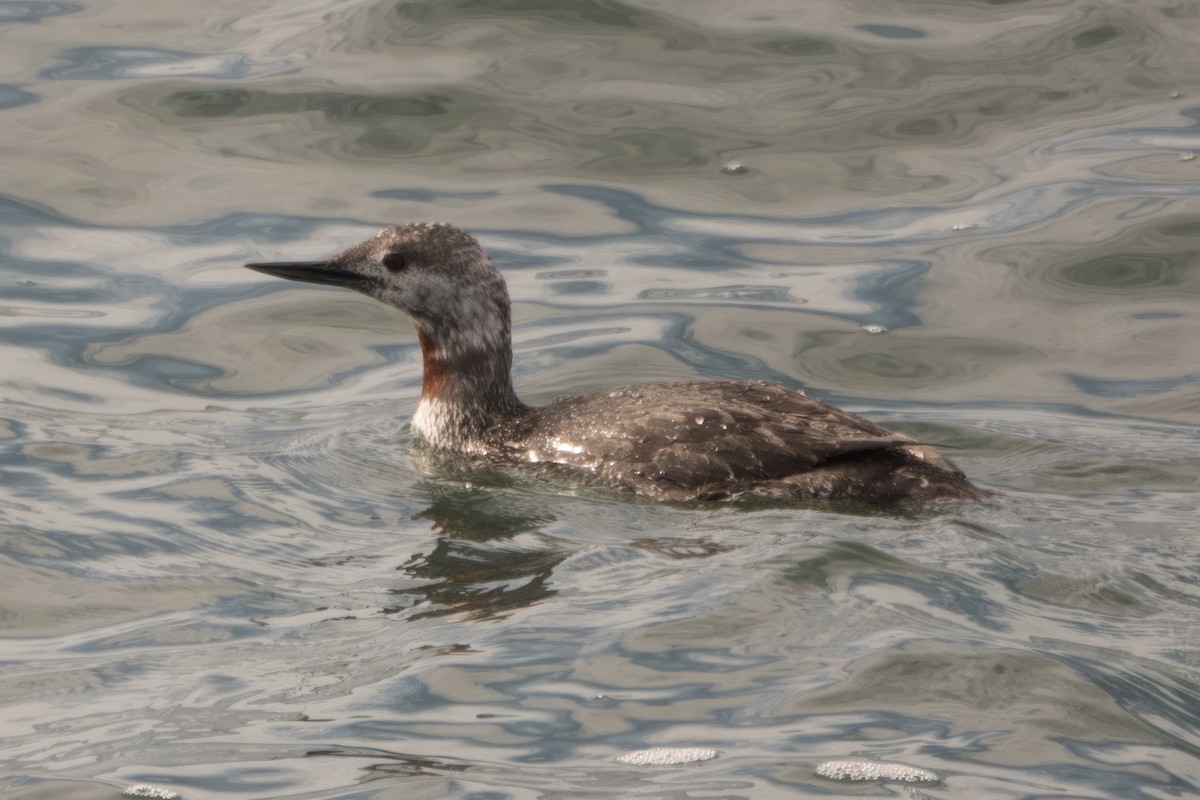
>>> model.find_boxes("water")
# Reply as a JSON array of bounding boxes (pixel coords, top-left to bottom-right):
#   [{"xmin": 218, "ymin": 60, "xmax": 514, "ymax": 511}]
[{"xmin": 2, "ymin": 0, "xmax": 1199, "ymax": 797}]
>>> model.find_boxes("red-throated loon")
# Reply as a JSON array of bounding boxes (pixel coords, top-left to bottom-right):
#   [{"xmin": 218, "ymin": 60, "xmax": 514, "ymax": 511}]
[{"xmin": 246, "ymin": 223, "xmax": 990, "ymax": 506}]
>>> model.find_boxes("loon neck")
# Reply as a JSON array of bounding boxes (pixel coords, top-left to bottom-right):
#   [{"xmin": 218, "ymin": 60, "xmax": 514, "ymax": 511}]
[{"xmin": 411, "ymin": 325, "xmax": 525, "ymax": 451}]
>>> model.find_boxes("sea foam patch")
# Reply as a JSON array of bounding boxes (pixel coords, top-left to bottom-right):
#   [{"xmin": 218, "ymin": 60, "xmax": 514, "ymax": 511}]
[
  {"xmin": 123, "ymin": 786, "xmax": 182, "ymax": 799},
  {"xmin": 616, "ymin": 747, "xmax": 719, "ymax": 766},
  {"xmin": 815, "ymin": 758, "xmax": 940, "ymax": 783}
]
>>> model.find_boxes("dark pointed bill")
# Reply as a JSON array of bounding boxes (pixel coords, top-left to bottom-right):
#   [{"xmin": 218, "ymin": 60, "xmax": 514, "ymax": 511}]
[{"xmin": 244, "ymin": 260, "xmax": 365, "ymax": 289}]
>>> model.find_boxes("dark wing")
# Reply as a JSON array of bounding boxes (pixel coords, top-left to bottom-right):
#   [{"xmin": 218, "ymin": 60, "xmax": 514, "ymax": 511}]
[{"xmin": 493, "ymin": 380, "xmax": 923, "ymax": 499}]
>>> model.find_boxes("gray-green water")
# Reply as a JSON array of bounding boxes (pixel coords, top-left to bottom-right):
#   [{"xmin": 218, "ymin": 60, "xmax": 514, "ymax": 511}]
[{"xmin": 2, "ymin": 1, "xmax": 1199, "ymax": 798}]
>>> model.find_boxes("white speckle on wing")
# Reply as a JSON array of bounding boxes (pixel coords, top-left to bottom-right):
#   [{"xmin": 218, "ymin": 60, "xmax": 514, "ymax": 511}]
[
  {"xmin": 616, "ymin": 747, "xmax": 718, "ymax": 766},
  {"xmin": 815, "ymin": 759, "xmax": 940, "ymax": 783}
]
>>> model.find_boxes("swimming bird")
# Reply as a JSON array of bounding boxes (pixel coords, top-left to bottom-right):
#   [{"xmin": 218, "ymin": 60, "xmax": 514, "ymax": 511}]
[{"xmin": 246, "ymin": 223, "xmax": 989, "ymax": 506}]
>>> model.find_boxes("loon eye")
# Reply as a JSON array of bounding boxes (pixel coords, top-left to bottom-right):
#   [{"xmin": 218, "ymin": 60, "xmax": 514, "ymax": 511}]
[{"xmin": 382, "ymin": 252, "xmax": 408, "ymax": 273}]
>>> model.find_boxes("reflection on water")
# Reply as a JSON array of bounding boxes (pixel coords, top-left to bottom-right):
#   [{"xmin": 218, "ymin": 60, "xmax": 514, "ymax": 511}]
[
  {"xmin": 400, "ymin": 485, "xmax": 565, "ymax": 620},
  {"xmin": 2, "ymin": 0, "xmax": 1200, "ymax": 798}
]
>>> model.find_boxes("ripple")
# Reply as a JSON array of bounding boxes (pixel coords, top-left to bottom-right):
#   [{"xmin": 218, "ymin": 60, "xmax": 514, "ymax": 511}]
[
  {"xmin": 160, "ymin": 88, "xmax": 453, "ymax": 120},
  {"xmin": 797, "ymin": 332, "xmax": 1044, "ymax": 396},
  {"xmin": 753, "ymin": 37, "xmax": 840, "ymax": 57},
  {"xmin": 639, "ymin": 284, "xmax": 801, "ymax": 304},
  {"xmin": 0, "ymin": 1, "xmax": 80, "ymax": 24},
  {"xmin": 854, "ymin": 24, "xmax": 927, "ymax": 40},
  {"xmin": 989, "ymin": 245, "xmax": 1199, "ymax": 303},
  {"xmin": 1068, "ymin": 373, "xmax": 1198, "ymax": 398},
  {"xmin": 0, "ymin": 85, "xmax": 37, "ymax": 109},
  {"xmin": 1059, "ymin": 253, "xmax": 1181, "ymax": 290},
  {"xmin": 86, "ymin": 291, "xmax": 407, "ymax": 396},
  {"xmin": 43, "ymin": 47, "xmax": 290, "ymax": 80},
  {"xmin": 1016, "ymin": 573, "xmax": 1157, "ymax": 618},
  {"xmin": 802, "ymin": 642, "xmax": 1164, "ymax": 745}
]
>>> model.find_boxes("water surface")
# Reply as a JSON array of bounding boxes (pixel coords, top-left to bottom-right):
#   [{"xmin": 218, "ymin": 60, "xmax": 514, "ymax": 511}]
[{"xmin": 1, "ymin": 1, "xmax": 1199, "ymax": 798}]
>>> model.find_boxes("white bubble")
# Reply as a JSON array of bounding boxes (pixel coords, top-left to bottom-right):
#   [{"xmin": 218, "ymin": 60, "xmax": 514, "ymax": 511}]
[
  {"xmin": 815, "ymin": 759, "xmax": 939, "ymax": 783},
  {"xmin": 124, "ymin": 787, "xmax": 182, "ymax": 800},
  {"xmin": 617, "ymin": 747, "xmax": 718, "ymax": 766}
]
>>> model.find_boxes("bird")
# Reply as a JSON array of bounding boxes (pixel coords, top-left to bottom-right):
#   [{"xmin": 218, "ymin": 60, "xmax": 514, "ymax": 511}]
[{"xmin": 245, "ymin": 222, "xmax": 990, "ymax": 507}]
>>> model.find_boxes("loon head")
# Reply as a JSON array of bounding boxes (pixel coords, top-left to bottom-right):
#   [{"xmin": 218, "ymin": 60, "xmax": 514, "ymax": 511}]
[
  {"xmin": 246, "ymin": 223, "xmax": 524, "ymax": 448},
  {"xmin": 246, "ymin": 222, "xmax": 513, "ymax": 357}
]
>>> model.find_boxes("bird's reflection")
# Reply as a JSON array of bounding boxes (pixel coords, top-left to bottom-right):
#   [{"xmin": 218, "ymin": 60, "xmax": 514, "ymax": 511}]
[{"xmin": 390, "ymin": 482, "xmax": 565, "ymax": 620}]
